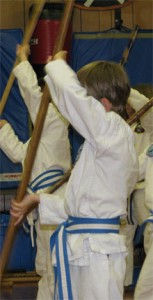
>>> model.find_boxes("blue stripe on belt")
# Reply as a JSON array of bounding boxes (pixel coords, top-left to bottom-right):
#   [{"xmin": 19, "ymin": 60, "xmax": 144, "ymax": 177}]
[{"xmin": 50, "ymin": 215, "xmax": 120, "ymax": 300}]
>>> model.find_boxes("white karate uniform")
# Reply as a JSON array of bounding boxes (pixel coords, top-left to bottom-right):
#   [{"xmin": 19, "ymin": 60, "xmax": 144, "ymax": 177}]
[
  {"xmin": 0, "ymin": 61, "xmax": 71, "ymax": 300},
  {"xmin": 37, "ymin": 59, "xmax": 138, "ymax": 300},
  {"xmin": 134, "ymin": 145, "xmax": 153, "ymax": 300},
  {"xmin": 120, "ymin": 88, "xmax": 153, "ymax": 286}
]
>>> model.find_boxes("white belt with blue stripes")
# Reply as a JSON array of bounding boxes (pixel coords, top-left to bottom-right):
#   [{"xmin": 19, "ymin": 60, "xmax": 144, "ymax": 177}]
[{"xmin": 50, "ymin": 215, "xmax": 120, "ymax": 300}]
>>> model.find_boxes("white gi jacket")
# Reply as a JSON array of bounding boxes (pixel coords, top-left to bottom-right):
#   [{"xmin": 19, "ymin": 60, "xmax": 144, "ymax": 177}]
[
  {"xmin": 0, "ymin": 61, "xmax": 71, "ymax": 183},
  {"xmin": 38, "ymin": 60, "xmax": 138, "ymax": 300},
  {"xmin": 39, "ymin": 59, "xmax": 138, "ymax": 222}
]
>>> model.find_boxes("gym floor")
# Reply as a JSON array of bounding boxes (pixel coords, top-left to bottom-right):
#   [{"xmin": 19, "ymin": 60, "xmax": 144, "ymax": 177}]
[
  {"xmin": 0, "ymin": 286, "xmax": 135, "ymax": 300},
  {"xmin": 0, "ymin": 282, "xmax": 135, "ymax": 300}
]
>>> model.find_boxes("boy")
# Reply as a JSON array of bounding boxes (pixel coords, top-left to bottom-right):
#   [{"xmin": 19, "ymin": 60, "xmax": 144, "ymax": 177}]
[{"xmin": 11, "ymin": 51, "xmax": 138, "ymax": 300}]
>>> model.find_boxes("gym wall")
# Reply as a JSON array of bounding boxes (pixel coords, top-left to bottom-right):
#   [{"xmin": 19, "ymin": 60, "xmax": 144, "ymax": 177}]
[{"xmin": 0, "ymin": 0, "xmax": 152, "ymax": 32}]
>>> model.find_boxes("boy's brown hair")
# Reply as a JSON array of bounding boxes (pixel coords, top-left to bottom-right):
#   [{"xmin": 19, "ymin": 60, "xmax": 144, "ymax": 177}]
[{"xmin": 77, "ymin": 61, "xmax": 130, "ymax": 119}]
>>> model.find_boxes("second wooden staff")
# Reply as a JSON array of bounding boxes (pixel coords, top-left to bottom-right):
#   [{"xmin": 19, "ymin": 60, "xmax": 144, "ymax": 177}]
[{"xmin": 127, "ymin": 97, "xmax": 153, "ymax": 126}]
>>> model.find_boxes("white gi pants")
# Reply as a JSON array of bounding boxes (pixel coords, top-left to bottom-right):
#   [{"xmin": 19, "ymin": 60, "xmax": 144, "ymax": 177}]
[
  {"xmin": 134, "ymin": 223, "xmax": 153, "ymax": 300},
  {"xmin": 120, "ymin": 188, "xmax": 152, "ymax": 286},
  {"xmin": 52, "ymin": 233, "xmax": 127, "ymax": 300},
  {"xmin": 69, "ymin": 247, "xmax": 127, "ymax": 300},
  {"xmin": 35, "ymin": 220, "xmax": 57, "ymax": 300}
]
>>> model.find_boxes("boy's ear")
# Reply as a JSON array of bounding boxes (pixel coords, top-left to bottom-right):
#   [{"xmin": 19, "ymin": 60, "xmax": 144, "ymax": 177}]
[{"xmin": 100, "ymin": 98, "xmax": 112, "ymax": 112}]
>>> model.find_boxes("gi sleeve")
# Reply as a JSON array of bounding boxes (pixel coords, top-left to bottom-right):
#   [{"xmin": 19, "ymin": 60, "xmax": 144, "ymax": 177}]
[
  {"xmin": 138, "ymin": 147, "xmax": 148, "ymax": 181},
  {"xmin": 45, "ymin": 59, "xmax": 113, "ymax": 147},
  {"xmin": 39, "ymin": 193, "xmax": 68, "ymax": 225},
  {"xmin": 0, "ymin": 123, "xmax": 28, "ymax": 163},
  {"xmin": 13, "ymin": 61, "xmax": 42, "ymax": 125}
]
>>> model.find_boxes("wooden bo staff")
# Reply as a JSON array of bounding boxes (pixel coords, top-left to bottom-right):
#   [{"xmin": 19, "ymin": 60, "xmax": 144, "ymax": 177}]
[
  {"xmin": 0, "ymin": 0, "xmax": 75, "ymax": 278},
  {"xmin": 0, "ymin": 0, "xmax": 46, "ymax": 116},
  {"xmin": 120, "ymin": 24, "xmax": 140, "ymax": 66},
  {"xmin": 46, "ymin": 169, "xmax": 72, "ymax": 194},
  {"xmin": 127, "ymin": 97, "xmax": 153, "ymax": 126}
]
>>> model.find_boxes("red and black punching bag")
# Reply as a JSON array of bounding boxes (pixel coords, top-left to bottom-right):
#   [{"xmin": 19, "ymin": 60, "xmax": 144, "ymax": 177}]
[{"xmin": 30, "ymin": 2, "xmax": 72, "ymax": 79}]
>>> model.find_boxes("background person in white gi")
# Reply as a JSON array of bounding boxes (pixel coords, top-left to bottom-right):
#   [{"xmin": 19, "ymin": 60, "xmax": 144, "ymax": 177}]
[
  {"xmin": 0, "ymin": 45, "xmax": 71, "ymax": 300},
  {"xmin": 121, "ymin": 85, "xmax": 153, "ymax": 287},
  {"xmin": 134, "ymin": 143, "xmax": 153, "ymax": 300},
  {"xmin": 10, "ymin": 51, "xmax": 138, "ymax": 300}
]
